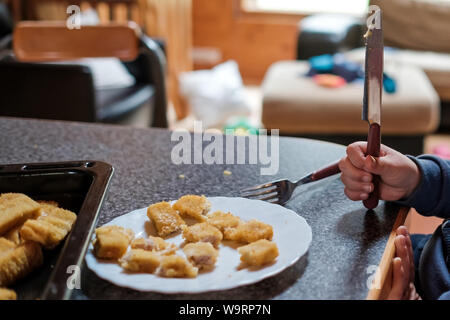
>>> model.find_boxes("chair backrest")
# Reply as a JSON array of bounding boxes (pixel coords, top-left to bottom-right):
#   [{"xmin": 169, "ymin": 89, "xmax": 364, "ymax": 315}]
[
  {"xmin": 13, "ymin": 21, "xmax": 139, "ymax": 62},
  {"xmin": 0, "ymin": 61, "xmax": 97, "ymax": 122},
  {"xmin": 1, "ymin": 20, "xmax": 167, "ymax": 127},
  {"xmin": 21, "ymin": 0, "xmax": 143, "ymax": 26},
  {"xmin": 0, "ymin": 2, "xmax": 13, "ymax": 38},
  {"xmin": 1, "ymin": 21, "xmax": 139, "ymax": 123}
]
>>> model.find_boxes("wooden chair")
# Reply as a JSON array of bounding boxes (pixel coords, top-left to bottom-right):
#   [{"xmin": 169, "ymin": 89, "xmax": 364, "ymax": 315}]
[
  {"xmin": 0, "ymin": 21, "xmax": 167, "ymax": 127},
  {"xmin": 7, "ymin": 0, "xmax": 144, "ymax": 26}
]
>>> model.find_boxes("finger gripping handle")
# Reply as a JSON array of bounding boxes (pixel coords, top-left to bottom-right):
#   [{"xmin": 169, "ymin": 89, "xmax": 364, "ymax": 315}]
[{"xmin": 363, "ymin": 123, "xmax": 381, "ymax": 209}]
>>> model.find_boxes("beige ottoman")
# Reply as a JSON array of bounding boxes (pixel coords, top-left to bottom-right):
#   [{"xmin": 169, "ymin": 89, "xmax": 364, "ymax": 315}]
[
  {"xmin": 345, "ymin": 47, "xmax": 450, "ymax": 101},
  {"xmin": 345, "ymin": 47, "xmax": 450, "ymax": 129},
  {"xmin": 262, "ymin": 60, "xmax": 440, "ymax": 154}
]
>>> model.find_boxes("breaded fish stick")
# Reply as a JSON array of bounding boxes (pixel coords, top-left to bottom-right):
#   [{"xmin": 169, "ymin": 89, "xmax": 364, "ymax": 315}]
[
  {"xmin": 173, "ymin": 195, "xmax": 211, "ymax": 222},
  {"xmin": 0, "ymin": 193, "xmax": 40, "ymax": 235},
  {"xmin": 119, "ymin": 249, "xmax": 161, "ymax": 273},
  {"xmin": 0, "ymin": 287, "xmax": 17, "ymax": 300},
  {"xmin": 0, "ymin": 241, "xmax": 43, "ymax": 287},
  {"xmin": 147, "ymin": 202, "xmax": 186, "ymax": 237},
  {"xmin": 0, "ymin": 237, "xmax": 16, "ymax": 252},
  {"xmin": 4, "ymin": 225, "xmax": 23, "ymax": 245},
  {"xmin": 223, "ymin": 219, "xmax": 273, "ymax": 243},
  {"xmin": 93, "ymin": 225, "xmax": 134, "ymax": 260},
  {"xmin": 20, "ymin": 203, "xmax": 77, "ymax": 249}
]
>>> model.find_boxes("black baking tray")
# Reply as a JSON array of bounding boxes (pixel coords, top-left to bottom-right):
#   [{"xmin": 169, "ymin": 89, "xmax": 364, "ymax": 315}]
[{"xmin": 0, "ymin": 160, "xmax": 114, "ymax": 300}]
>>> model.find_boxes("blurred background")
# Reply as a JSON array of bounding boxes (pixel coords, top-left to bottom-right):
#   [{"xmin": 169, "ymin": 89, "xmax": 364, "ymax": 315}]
[
  {"xmin": 2, "ymin": 0, "xmax": 449, "ymax": 233},
  {"xmin": 1, "ymin": 0, "xmax": 450, "ymax": 159}
]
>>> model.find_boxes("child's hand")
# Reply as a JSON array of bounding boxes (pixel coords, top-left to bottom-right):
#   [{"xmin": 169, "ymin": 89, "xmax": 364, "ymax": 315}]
[
  {"xmin": 338, "ymin": 142, "xmax": 421, "ymax": 202},
  {"xmin": 388, "ymin": 226, "xmax": 421, "ymax": 300}
]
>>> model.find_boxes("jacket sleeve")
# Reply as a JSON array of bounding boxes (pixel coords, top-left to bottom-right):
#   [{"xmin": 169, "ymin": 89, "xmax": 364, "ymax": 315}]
[
  {"xmin": 396, "ymin": 155, "xmax": 450, "ymax": 219},
  {"xmin": 438, "ymin": 291, "xmax": 450, "ymax": 300}
]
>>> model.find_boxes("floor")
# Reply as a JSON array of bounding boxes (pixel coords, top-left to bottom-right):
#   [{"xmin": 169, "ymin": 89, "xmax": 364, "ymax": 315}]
[{"xmin": 164, "ymin": 85, "xmax": 449, "ymax": 235}]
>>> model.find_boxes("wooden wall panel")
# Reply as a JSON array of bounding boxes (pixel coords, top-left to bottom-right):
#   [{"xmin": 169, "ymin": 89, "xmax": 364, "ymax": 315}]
[
  {"xmin": 144, "ymin": 0, "xmax": 193, "ymax": 119},
  {"xmin": 193, "ymin": 0, "xmax": 301, "ymax": 83},
  {"xmin": 233, "ymin": 21, "xmax": 298, "ymax": 82}
]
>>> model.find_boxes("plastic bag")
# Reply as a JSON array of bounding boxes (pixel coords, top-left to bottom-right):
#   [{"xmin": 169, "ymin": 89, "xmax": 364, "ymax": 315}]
[{"xmin": 179, "ymin": 60, "xmax": 251, "ymax": 128}]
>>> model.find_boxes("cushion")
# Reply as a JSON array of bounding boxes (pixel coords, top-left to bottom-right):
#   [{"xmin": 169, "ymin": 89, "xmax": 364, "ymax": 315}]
[
  {"xmin": 297, "ymin": 14, "xmax": 364, "ymax": 59},
  {"xmin": 371, "ymin": 0, "xmax": 450, "ymax": 53},
  {"xmin": 96, "ymin": 84, "xmax": 153, "ymax": 121},
  {"xmin": 47, "ymin": 58, "xmax": 136, "ymax": 90},
  {"xmin": 345, "ymin": 47, "xmax": 450, "ymax": 101},
  {"xmin": 262, "ymin": 60, "xmax": 440, "ymax": 135}
]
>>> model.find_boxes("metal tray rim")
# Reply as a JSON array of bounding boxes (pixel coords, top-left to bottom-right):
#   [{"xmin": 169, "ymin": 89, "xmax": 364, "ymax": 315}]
[{"xmin": 0, "ymin": 160, "xmax": 114, "ymax": 300}]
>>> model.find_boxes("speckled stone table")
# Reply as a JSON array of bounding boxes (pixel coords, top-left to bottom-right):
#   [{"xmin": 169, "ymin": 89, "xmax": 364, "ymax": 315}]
[{"xmin": 0, "ymin": 117, "xmax": 402, "ymax": 300}]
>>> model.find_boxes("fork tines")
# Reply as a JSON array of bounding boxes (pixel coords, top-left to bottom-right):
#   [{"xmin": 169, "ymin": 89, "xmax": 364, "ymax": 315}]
[{"xmin": 241, "ymin": 183, "xmax": 280, "ymax": 204}]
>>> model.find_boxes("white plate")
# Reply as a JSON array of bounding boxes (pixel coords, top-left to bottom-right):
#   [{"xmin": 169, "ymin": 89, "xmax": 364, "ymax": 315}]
[{"xmin": 85, "ymin": 197, "xmax": 312, "ymax": 294}]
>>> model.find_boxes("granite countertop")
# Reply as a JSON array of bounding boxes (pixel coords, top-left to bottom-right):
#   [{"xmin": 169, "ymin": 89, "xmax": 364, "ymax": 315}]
[{"xmin": 0, "ymin": 117, "xmax": 401, "ymax": 300}]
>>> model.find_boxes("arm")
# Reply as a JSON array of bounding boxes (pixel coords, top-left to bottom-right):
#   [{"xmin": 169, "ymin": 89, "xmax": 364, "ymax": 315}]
[
  {"xmin": 397, "ymin": 155, "xmax": 450, "ymax": 219},
  {"xmin": 339, "ymin": 142, "xmax": 450, "ymax": 219},
  {"xmin": 439, "ymin": 291, "xmax": 450, "ymax": 300}
]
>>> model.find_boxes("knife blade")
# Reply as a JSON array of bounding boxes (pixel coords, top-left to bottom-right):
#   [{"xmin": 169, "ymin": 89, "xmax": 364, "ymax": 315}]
[{"xmin": 362, "ymin": 9, "xmax": 383, "ymax": 210}]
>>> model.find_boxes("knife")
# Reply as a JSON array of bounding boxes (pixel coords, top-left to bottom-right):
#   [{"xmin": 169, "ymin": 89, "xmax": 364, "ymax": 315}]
[{"xmin": 362, "ymin": 9, "xmax": 383, "ymax": 210}]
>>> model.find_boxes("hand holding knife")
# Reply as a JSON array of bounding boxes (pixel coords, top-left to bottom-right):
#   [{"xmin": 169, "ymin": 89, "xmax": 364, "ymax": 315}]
[{"xmin": 362, "ymin": 8, "xmax": 383, "ymax": 209}]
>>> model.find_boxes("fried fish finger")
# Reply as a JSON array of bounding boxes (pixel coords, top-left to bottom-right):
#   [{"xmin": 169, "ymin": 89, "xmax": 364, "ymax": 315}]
[
  {"xmin": 206, "ymin": 211, "xmax": 241, "ymax": 232},
  {"xmin": 19, "ymin": 203, "xmax": 77, "ymax": 249},
  {"xmin": 223, "ymin": 219, "xmax": 273, "ymax": 243},
  {"xmin": 131, "ymin": 236, "xmax": 177, "ymax": 255},
  {"xmin": 93, "ymin": 225, "xmax": 134, "ymax": 260},
  {"xmin": 119, "ymin": 249, "xmax": 161, "ymax": 273},
  {"xmin": 0, "ymin": 237, "xmax": 16, "ymax": 252},
  {"xmin": 173, "ymin": 195, "xmax": 211, "ymax": 222},
  {"xmin": 0, "ymin": 287, "xmax": 17, "ymax": 300},
  {"xmin": 158, "ymin": 255, "xmax": 198, "ymax": 278},
  {"xmin": 183, "ymin": 242, "xmax": 218, "ymax": 271},
  {"xmin": 37, "ymin": 200, "xmax": 59, "ymax": 207},
  {"xmin": 3, "ymin": 225, "xmax": 23, "ymax": 245},
  {"xmin": 0, "ymin": 193, "xmax": 40, "ymax": 235},
  {"xmin": 0, "ymin": 241, "xmax": 43, "ymax": 287},
  {"xmin": 182, "ymin": 222, "xmax": 223, "ymax": 248},
  {"xmin": 237, "ymin": 239, "xmax": 278, "ymax": 267},
  {"xmin": 147, "ymin": 202, "xmax": 186, "ymax": 237}
]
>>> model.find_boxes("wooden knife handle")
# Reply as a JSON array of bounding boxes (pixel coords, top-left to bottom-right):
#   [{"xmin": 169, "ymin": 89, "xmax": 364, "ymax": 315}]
[
  {"xmin": 311, "ymin": 161, "xmax": 341, "ymax": 181},
  {"xmin": 363, "ymin": 123, "xmax": 381, "ymax": 209}
]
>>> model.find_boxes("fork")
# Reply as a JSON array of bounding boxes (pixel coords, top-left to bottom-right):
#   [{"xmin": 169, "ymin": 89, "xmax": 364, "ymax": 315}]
[{"xmin": 241, "ymin": 161, "xmax": 341, "ymax": 205}]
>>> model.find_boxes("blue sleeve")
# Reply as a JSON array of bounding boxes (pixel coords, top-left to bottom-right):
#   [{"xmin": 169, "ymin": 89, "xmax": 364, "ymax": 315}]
[
  {"xmin": 438, "ymin": 291, "xmax": 450, "ymax": 300},
  {"xmin": 396, "ymin": 155, "xmax": 450, "ymax": 219}
]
